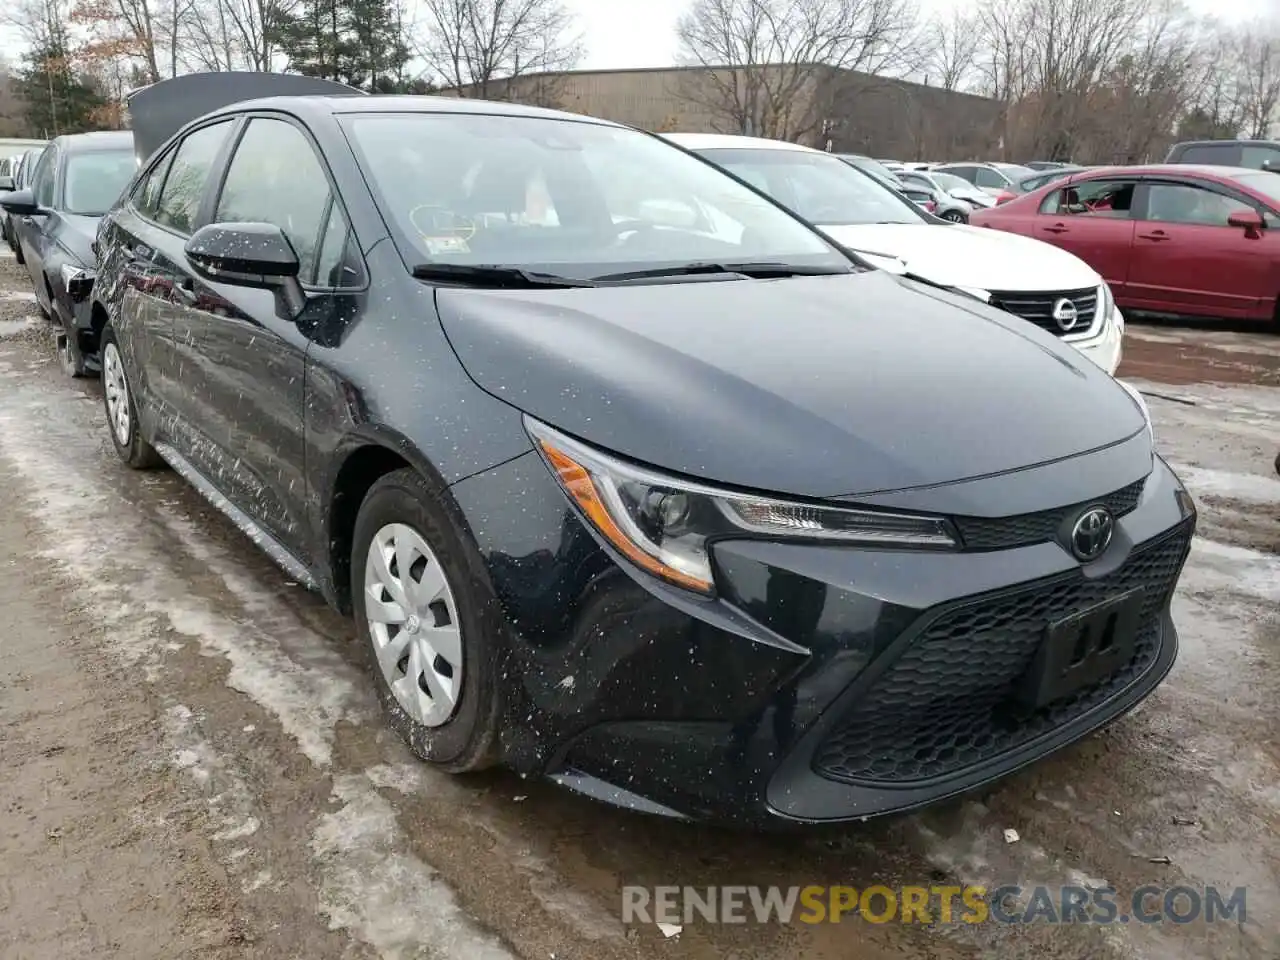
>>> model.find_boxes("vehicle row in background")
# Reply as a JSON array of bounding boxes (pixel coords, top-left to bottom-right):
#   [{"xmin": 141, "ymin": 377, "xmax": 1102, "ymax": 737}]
[
  {"xmin": 2, "ymin": 131, "xmax": 138, "ymax": 375},
  {"xmin": 971, "ymin": 164, "xmax": 1280, "ymax": 326}
]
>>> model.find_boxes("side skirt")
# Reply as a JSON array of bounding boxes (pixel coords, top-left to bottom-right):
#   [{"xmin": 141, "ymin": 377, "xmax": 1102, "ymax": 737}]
[{"xmin": 153, "ymin": 440, "xmax": 320, "ymax": 592}]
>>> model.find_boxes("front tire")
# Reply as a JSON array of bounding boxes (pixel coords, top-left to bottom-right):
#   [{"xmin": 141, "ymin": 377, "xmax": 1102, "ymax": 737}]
[
  {"xmin": 942, "ymin": 210, "xmax": 966, "ymax": 223},
  {"xmin": 351, "ymin": 468, "xmax": 503, "ymax": 772},
  {"xmin": 56, "ymin": 309, "xmax": 89, "ymax": 378},
  {"xmin": 101, "ymin": 324, "xmax": 162, "ymax": 469}
]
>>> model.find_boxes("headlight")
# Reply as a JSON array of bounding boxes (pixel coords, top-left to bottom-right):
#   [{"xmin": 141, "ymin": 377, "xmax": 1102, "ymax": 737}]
[
  {"xmin": 526, "ymin": 419, "xmax": 958, "ymax": 595},
  {"xmin": 60, "ymin": 263, "xmax": 94, "ymax": 302},
  {"xmin": 1116, "ymin": 379, "xmax": 1153, "ymax": 444},
  {"xmin": 1097, "ymin": 282, "xmax": 1114, "ymax": 326}
]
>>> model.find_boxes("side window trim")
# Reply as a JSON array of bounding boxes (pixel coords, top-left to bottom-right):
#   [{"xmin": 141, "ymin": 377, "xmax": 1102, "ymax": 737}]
[{"xmin": 209, "ymin": 110, "xmax": 368, "ymax": 292}]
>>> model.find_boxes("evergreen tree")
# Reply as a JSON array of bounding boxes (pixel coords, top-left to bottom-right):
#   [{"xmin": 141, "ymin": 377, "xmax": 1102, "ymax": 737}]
[
  {"xmin": 271, "ymin": 0, "xmax": 411, "ymax": 92},
  {"xmin": 14, "ymin": 36, "xmax": 105, "ymax": 138}
]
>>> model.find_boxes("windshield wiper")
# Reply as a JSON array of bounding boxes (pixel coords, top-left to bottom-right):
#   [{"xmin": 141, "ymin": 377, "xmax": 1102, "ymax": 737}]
[
  {"xmin": 591, "ymin": 261, "xmax": 854, "ymax": 283},
  {"xmin": 411, "ymin": 263, "xmax": 598, "ymax": 288}
]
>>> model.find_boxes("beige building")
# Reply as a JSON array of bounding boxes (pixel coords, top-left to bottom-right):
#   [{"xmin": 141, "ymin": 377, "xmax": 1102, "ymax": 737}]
[{"xmin": 448, "ymin": 65, "xmax": 1005, "ymax": 160}]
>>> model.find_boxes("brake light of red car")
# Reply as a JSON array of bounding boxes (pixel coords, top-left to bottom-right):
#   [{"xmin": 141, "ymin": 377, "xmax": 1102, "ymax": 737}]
[{"xmin": 994, "ymin": 190, "xmax": 1017, "ymax": 204}]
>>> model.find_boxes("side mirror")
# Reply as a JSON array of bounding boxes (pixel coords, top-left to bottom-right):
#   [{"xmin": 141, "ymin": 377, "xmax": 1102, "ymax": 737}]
[
  {"xmin": 184, "ymin": 222, "xmax": 305, "ymax": 319},
  {"xmin": 0, "ymin": 188, "xmax": 40, "ymax": 216},
  {"xmin": 1227, "ymin": 209, "xmax": 1264, "ymax": 235}
]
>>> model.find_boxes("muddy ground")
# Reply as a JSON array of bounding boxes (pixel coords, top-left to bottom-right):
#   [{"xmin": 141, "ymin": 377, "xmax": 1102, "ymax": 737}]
[{"xmin": 0, "ymin": 254, "xmax": 1276, "ymax": 960}]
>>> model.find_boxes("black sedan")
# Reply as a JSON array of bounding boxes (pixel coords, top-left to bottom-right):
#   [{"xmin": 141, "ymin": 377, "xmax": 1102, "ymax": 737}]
[
  {"xmin": 1, "ymin": 131, "xmax": 137, "ymax": 376},
  {"xmin": 92, "ymin": 72, "xmax": 1196, "ymax": 827}
]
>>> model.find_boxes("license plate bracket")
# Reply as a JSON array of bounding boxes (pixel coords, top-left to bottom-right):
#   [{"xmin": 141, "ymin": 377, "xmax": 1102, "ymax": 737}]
[{"xmin": 1016, "ymin": 588, "xmax": 1145, "ymax": 710}]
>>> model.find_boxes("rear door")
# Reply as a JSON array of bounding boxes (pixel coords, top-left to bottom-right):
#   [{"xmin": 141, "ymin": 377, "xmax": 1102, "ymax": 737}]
[
  {"xmin": 185, "ymin": 114, "xmax": 363, "ymax": 559},
  {"xmin": 111, "ymin": 118, "xmax": 239, "ymax": 468},
  {"xmin": 1031, "ymin": 176, "xmax": 1139, "ymax": 294},
  {"xmin": 1126, "ymin": 178, "xmax": 1278, "ymax": 319}
]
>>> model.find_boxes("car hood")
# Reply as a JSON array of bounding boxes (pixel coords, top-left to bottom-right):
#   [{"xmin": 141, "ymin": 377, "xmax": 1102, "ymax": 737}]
[
  {"xmin": 818, "ymin": 223, "xmax": 1100, "ymax": 292},
  {"xmin": 437, "ymin": 270, "xmax": 1146, "ymax": 499}
]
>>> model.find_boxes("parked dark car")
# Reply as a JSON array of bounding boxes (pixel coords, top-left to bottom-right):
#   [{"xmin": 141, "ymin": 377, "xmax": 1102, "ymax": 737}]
[
  {"xmin": 1166, "ymin": 140, "xmax": 1280, "ymax": 172},
  {"xmin": 94, "ymin": 73, "xmax": 1195, "ymax": 827},
  {"xmin": 2, "ymin": 146, "xmax": 46, "ymax": 254},
  {"xmin": 971, "ymin": 163, "xmax": 1280, "ymax": 324},
  {"xmin": 0, "ymin": 131, "xmax": 137, "ymax": 376}
]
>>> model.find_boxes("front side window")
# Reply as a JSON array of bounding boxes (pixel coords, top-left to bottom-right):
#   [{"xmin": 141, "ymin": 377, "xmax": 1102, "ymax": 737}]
[
  {"xmin": 154, "ymin": 119, "xmax": 235, "ymax": 235},
  {"xmin": 1239, "ymin": 144, "xmax": 1280, "ymax": 170},
  {"xmin": 215, "ymin": 117, "xmax": 333, "ymax": 282},
  {"xmin": 342, "ymin": 113, "xmax": 845, "ymax": 279},
  {"xmin": 1041, "ymin": 179, "xmax": 1136, "ymax": 218},
  {"xmin": 1143, "ymin": 182, "xmax": 1252, "ymax": 226},
  {"xmin": 134, "ymin": 149, "xmax": 175, "ymax": 218},
  {"xmin": 63, "ymin": 149, "xmax": 138, "ymax": 216},
  {"xmin": 697, "ymin": 147, "xmax": 924, "ymax": 226},
  {"xmin": 31, "ymin": 147, "xmax": 57, "ymax": 207}
]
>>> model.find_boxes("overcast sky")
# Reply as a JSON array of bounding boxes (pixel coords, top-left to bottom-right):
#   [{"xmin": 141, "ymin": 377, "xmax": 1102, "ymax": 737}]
[
  {"xmin": 566, "ymin": 0, "xmax": 1266, "ymax": 70},
  {"xmin": 0, "ymin": 0, "xmax": 1267, "ymax": 74}
]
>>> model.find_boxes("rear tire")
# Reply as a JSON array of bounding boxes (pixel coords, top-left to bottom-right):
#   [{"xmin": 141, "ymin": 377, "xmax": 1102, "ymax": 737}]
[
  {"xmin": 351, "ymin": 467, "xmax": 503, "ymax": 772},
  {"xmin": 100, "ymin": 324, "xmax": 162, "ymax": 469}
]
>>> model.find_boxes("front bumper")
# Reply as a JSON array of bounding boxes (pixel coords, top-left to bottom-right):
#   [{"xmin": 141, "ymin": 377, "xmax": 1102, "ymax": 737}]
[{"xmin": 453, "ymin": 449, "xmax": 1194, "ymax": 827}]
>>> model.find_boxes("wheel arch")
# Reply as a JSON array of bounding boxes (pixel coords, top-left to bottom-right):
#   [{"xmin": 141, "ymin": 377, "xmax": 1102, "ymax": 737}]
[{"xmin": 323, "ymin": 428, "xmax": 469, "ymax": 616}]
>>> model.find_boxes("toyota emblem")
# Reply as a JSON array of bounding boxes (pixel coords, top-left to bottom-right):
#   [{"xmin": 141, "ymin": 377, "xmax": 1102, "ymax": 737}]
[
  {"xmin": 1070, "ymin": 506, "xmax": 1114, "ymax": 562},
  {"xmin": 1052, "ymin": 298, "xmax": 1080, "ymax": 332}
]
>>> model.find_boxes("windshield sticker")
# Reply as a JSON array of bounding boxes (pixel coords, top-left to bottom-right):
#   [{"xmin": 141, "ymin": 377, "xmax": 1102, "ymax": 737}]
[{"xmin": 422, "ymin": 236, "xmax": 471, "ymax": 255}]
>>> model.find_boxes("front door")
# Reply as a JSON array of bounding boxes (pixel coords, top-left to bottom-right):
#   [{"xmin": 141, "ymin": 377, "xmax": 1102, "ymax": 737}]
[
  {"xmin": 178, "ymin": 115, "xmax": 347, "ymax": 562},
  {"xmin": 1127, "ymin": 179, "xmax": 1279, "ymax": 319}
]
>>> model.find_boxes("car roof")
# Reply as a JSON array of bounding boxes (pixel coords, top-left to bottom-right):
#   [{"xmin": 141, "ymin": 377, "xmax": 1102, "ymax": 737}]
[
  {"xmin": 55, "ymin": 130, "xmax": 134, "ymax": 153},
  {"xmin": 1171, "ymin": 139, "xmax": 1280, "ymax": 149},
  {"xmin": 196, "ymin": 93, "xmax": 620, "ymax": 130},
  {"xmin": 1068, "ymin": 163, "xmax": 1266, "ymax": 182},
  {"xmin": 660, "ymin": 132, "xmax": 817, "ymax": 153}
]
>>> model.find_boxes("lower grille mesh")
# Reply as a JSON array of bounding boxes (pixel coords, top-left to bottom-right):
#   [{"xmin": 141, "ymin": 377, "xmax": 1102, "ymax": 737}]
[{"xmin": 812, "ymin": 523, "xmax": 1192, "ymax": 785}]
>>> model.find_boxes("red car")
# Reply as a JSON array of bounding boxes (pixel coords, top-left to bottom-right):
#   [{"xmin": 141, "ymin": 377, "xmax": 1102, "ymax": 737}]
[{"xmin": 969, "ymin": 164, "xmax": 1280, "ymax": 323}]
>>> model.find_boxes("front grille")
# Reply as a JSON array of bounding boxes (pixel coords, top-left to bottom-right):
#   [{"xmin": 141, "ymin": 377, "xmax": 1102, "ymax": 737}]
[
  {"xmin": 988, "ymin": 287, "xmax": 1097, "ymax": 337},
  {"xmin": 954, "ymin": 478, "xmax": 1146, "ymax": 551},
  {"xmin": 812, "ymin": 522, "xmax": 1192, "ymax": 785}
]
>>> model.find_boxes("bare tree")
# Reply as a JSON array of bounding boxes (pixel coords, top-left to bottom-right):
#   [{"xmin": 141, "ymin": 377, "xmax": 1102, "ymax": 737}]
[
  {"xmin": 417, "ymin": 0, "xmax": 583, "ymax": 101},
  {"xmin": 924, "ymin": 8, "xmax": 981, "ymax": 92},
  {"xmin": 1237, "ymin": 26, "xmax": 1280, "ymax": 139},
  {"xmin": 674, "ymin": 0, "xmax": 919, "ymax": 142}
]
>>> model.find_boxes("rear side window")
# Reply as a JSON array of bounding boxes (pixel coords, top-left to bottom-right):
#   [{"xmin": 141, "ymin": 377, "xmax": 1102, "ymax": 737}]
[
  {"xmin": 133, "ymin": 150, "xmax": 175, "ymax": 219},
  {"xmin": 154, "ymin": 120, "xmax": 235, "ymax": 235},
  {"xmin": 944, "ymin": 166, "xmax": 976, "ymax": 183},
  {"xmin": 1040, "ymin": 179, "xmax": 1135, "ymax": 218},
  {"xmin": 1175, "ymin": 143, "xmax": 1238, "ymax": 165}
]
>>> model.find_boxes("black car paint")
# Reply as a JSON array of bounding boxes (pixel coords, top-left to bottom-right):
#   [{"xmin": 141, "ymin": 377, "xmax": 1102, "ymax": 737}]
[
  {"xmin": 94, "ymin": 85, "xmax": 1194, "ymax": 826},
  {"xmin": 6, "ymin": 131, "xmax": 134, "ymax": 370}
]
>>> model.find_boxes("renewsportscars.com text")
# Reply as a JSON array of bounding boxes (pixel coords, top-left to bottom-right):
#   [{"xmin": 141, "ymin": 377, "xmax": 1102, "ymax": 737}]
[{"xmin": 622, "ymin": 884, "xmax": 1247, "ymax": 926}]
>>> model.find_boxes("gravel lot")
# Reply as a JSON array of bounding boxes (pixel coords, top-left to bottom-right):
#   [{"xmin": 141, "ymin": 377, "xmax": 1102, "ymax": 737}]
[{"xmin": 0, "ymin": 253, "xmax": 1276, "ymax": 960}]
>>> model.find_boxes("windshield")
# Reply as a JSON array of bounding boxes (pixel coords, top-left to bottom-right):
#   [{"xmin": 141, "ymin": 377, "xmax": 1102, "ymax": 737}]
[
  {"xmin": 341, "ymin": 114, "xmax": 847, "ymax": 278},
  {"xmin": 840, "ymin": 154, "xmax": 897, "ymax": 183},
  {"xmin": 1234, "ymin": 172, "xmax": 1280, "ymax": 206},
  {"xmin": 64, "ymin": 149, "xmax": 138, "ymax": 215},
  {"xmin": 696, "ymin": 147, "xmax": 925, "ymax": 226},
  {"xmin": 931, "ymin": 172, "xmax": 972, "ymax": 193}
]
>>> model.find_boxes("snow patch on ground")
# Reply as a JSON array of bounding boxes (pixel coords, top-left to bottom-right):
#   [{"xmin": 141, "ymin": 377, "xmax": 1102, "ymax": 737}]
[{"xmin": 312, "ymin": 773, "xmax": 516, "ymax": 960}]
